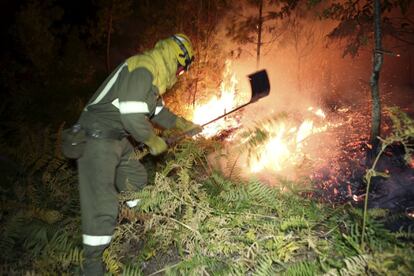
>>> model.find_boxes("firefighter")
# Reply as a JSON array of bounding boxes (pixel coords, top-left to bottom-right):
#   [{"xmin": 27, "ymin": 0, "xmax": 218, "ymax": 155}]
[{"xmin": 77, "ymin": 34, "xmax": 200, "ymax": 275}]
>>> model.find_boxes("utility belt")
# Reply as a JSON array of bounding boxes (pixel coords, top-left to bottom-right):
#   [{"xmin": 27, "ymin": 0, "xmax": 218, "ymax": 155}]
[
  {"xmin": 85, "ymin": 128, "xmax": 128, "ymax": 140},
  {"xmin": 61, "ymin": 125, "xmax": 128, "ymax": 160}
]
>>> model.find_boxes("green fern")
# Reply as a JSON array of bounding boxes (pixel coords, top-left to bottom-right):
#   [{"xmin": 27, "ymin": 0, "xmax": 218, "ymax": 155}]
[
  {"xmin": 225, "ymin": 151, "xmax": 243, "ymax": 181},
  {"xmin": 103, "ymin": 246, "xmax": 123, "ymax": 275},
  {"xmin": 246, "ymin": 179, "xmax": 278, "ymax": 206},
  {"xmin": 0, "ymin": 212, "xmax": 27, "ymax": 260},
  {"xmin": 324, "ymin": 255, "xmax": 369, "ymax": 276},
  {"xmin": 165, "ymin": 255, "xmax": 228, "ymax": 276},
  {"xmin": 282, "ymin": 260, "xmax": 318, "ymax": 276},
  {"xmin": 122, "ymin": 264, "xmax": 143, "ymax": 276},
  {"xmin": 366, "ymin": 208, "xmax": 388, "ymax": 218},
  {"xmin": 2, "ymin": 122, "xmax": 413, "ymax": 275},
  {"xmin": 280, "ymin": 216, "xmax": 309, "ymax": 232},
  {"xmin": 252, "ymin": 255, "xmax": 277, "ymax": 276},
  {"xmin": 393, "ymin": 230, "xmax": 414, "ymax": 240}
]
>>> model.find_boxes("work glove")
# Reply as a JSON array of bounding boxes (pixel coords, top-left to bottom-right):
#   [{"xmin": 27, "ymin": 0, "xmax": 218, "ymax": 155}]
[
  {"xmin": 144, "ymin": 134, "xmax": 168, "ymax": 156},
  {"xmin": 175, "ymin": 117, "xmax": 203, "ymax": 136}
]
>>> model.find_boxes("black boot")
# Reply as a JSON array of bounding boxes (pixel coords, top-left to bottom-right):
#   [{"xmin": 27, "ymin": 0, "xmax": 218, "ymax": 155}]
[{"xmin": 83, "ymin": 245, "xmax": 107, "ymax": 276}]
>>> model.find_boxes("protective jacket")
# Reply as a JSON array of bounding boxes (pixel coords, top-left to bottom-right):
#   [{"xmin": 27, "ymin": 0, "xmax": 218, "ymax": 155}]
[{"xmin": 79, "ymin": 38, "xmax": 180, "ymax": 141}]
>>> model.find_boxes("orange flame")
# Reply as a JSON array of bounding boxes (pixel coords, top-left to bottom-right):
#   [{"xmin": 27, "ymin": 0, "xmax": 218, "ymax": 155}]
[
  {"xmin": 192, "ymin": 60, "xmax": 247, "ymax": 137},
  {"xmin": 192, "ymin": 62, "xmax": 341, "ymax": 174},
  {"xmin": 246, "ymin": 111, "xmax": 332, "ymax": 173}
]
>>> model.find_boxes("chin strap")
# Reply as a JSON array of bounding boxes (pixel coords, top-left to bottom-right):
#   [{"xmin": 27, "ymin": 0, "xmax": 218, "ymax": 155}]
[{"xmin": 176, "ymin": 65, "xmax": 185, "ymax": 76}]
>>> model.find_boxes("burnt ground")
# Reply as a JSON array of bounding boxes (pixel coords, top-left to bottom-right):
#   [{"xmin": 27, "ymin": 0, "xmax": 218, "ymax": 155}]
[
  {"xmin": 200, "ymin": 83, "xmax": 414, "ymax": 232},
  {"xmin": 210, "ymin": 85, "xmax": 414, "ymax": 212},
  {"xmin": 308, "ymin": 85, "xmax": 414, "ymax": 230}
]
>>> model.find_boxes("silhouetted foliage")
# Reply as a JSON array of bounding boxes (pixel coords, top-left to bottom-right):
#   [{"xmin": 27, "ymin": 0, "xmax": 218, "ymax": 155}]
[
  {"xmin": 312, "ymin": 0, "xmax": 413, "ymax": 56},
  {"xmin": 226, "ymin": 0, "xmax": 297, "ymax": 61}
]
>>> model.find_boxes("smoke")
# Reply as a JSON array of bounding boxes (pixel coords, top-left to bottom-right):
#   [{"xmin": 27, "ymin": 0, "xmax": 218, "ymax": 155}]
[
  {"xmin": 212, "ymin": 1, "xmax": 413, "ymax": 123},
  {"xmin": 204, "ymin": 1, "xmax": 414, "ymax": 184}
]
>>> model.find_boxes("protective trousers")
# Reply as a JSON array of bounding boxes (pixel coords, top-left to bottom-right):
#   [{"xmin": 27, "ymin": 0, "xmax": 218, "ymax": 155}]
[{"xmin": 77, "ymin": 137, "xmax": 146, "ymax": 275}]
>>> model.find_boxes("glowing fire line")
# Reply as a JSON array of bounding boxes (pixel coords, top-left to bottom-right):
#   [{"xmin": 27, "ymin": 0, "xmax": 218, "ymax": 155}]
[
  {"xmin": 192, "ymin": 61, "xmax": 246, "ymax": 137},
  {"xmin": 192, "ymin": 60, "xmax": 341, "ymax": 173}
]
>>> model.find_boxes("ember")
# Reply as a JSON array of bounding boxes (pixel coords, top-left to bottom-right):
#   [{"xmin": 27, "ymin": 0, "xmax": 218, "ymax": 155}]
[
  {"xmin": 195, "ymin": 62, "xmax": 348, "ymax": 180},
  {"xmin": 194, "ymin": 60, "xmax": 413, "ymax": 212},
  {"xmin": 238, "ymin": 106, "xmax": 345, "ymax": 174},
  {"xmin": 406, "ymin": 207, "xmax": 414, "ymax": 219}
]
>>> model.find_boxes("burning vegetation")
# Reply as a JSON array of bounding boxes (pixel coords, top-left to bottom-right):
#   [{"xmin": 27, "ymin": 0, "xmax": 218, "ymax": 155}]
[
  {"xmin": 1, "ymin": 0, "xmax": 414, "ymax": 275},
  {"xmin": 185, "ymin": 58, "xmax": 413, "ymax": 212}
]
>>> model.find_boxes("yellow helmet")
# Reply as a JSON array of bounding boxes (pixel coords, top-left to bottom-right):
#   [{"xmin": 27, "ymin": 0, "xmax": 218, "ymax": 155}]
[{"xmin": 170, "ymin": 33, "xmax": 194, "ymax": 72}]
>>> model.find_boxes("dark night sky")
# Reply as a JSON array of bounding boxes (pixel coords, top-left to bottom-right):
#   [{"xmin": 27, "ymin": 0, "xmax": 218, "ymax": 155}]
[
  {"xmin": 57, "ymin": 0, "xmax": 94, "ymax": 25},
  {"xmin": 1, "ymin": 0, "xmax": 94, "ymax": 41}
]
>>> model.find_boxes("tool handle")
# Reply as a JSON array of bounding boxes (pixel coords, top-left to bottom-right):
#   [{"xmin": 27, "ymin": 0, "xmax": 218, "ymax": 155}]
[
  {"xmin": 165, "ymin": 128, "xmax": 202, "ymax": 145},
  {"xmin": 138, "ymin": 102, "xmax": 249, "ymax": 158},
  {"xmin": 200, "ymin": 102, "xmax": 250, "ymax": 127}
]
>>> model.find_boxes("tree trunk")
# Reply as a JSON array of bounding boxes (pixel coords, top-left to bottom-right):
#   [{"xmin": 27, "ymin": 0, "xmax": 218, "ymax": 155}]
[
  {"xmin": 368, "ymin": 0, "xmax": 384, "ymax": 161},
  {"xmin": 256, "ymin": 0, "xmax": 263, "ymax": 69},
  {"xmin": 410, "ymin": 52, "xmax": 413, "ymax": 87},
  {"xmin": 297, "ymin": 56, "xmax": 302, "ymax": 93},
  {"xmin": 106, "ymin": 5, "xmax": 113, "ymax": 73},
  {"xmin": 193, "ymin": 0, "xmax": 203, "ymax": 108}
]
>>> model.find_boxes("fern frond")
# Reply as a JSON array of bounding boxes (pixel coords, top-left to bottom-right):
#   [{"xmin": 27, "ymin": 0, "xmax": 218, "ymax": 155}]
[
  {"xmin": 0, "ymin": 212, "xmax": 27, "ymax": 260},
  {"xmin": 280, "ymin": 216, "xmax": 309, "ymax": 232},
  {"xmin": 57, "ymin": 247, "xmax": 83, "ymax": 268},
  {"xmin": 122, "ymin": 264, "xmax": 143, "ymax": 276},
  {"xmin": 366, "ymin": 208, "xmax": 388, "ymax": 218},
  {"xmin": 246, "ymin": 180, "xmax": 278, "ymax": 206},
  {"xmin": 225, "ymin": 151, "xmax": 243, "ymax": 182},
  {"xmin": 253, "ymin": 255, "xmax": 276, "ymax": 276},
  {"xmin": 103, "ymin": 247, "xmax": 122, "ymax": 274},
  {"xmin": 274, "ymin": 240, "xmax": 302, "ymax": 263},
  {"xmin": 219, "ymin": 187, "xmax": 248, "ymax": 203},
  {"xmin": 282, "ymin": 260, "xmax": 318, "ymax": 276},
  {"xmin": 324, "ymin": 255, "xmax": 369, "ymax": 276},
  {"xmin": 393, "ymin": 230, "xmax": 414, "ymax": 240},
  {"xmin": 166, "ymin": 255, "xmax": 226, "ymax": 276}
]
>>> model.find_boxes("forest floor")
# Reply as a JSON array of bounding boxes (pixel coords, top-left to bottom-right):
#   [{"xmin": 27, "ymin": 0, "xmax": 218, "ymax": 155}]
[{"xmin": 0, "ymin": 86, "xmax": 413, "ymax": 275}]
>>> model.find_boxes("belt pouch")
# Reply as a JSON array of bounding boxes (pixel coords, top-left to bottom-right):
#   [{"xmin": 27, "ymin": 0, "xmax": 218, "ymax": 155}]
[{"xmin": 61, "ymin": 124, "xmax": 87, "ymax": 159}]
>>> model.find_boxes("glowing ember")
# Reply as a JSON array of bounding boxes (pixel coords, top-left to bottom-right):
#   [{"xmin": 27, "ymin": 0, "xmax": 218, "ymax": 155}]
[
  {"xmin": 191, "ymin": 61, "xmax": 342, "ymax": 175},
  {"xmin": 352, "ymin": 194, "xmax": 365, "ymax": 202},
  {"xmin": 406, "ymin": 207, "xmax": 414, "ymax": 219},
  {"xmin": 308, "ymin": 106, "xmax": 326, "ymax": 118}
]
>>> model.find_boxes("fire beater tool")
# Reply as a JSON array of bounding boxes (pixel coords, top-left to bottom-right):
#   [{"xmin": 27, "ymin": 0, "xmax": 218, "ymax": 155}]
[
  {"xmin": 166, "ymin": 69, "xmax": 270, "ymax": 144},
  {"xmin": 136, "ymin": 69, "xmax": 270, "ymax": 158},
  {"xmin": 198, "ymin": 69, "xmax": 270, "ymax": 128}
]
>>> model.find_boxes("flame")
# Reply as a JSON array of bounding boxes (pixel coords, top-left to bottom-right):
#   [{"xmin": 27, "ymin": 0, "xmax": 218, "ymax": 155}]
[
  {"xmin": 249, "ymin": 122, "xmax": 290, "ymax": 172},
  {"xmin": 296, "ymin": 119, "xmax": 314, "ymax": 144},
  {"xmin": 192, "ymin": 61, "xmax": 247, "ymax": 137},
  {"xmin": 246, "ymin": 107, "xmax": 339, "ymax": 173},
  {"xmin": 191, "ymin": 61, "xmax": 342, "ymax": 175},
  {"xmin": 410, "ymin": 155, "xmax": 414, "ymax": 168}
]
